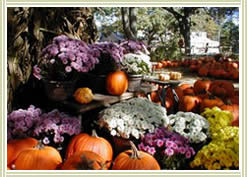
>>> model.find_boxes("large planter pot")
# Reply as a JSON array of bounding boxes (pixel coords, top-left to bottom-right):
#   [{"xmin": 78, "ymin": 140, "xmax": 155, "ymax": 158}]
[
  {"xmin": 43, "ymin": 80, "xmax": 77, "ymax": 102},
  {"xmin": 127, "ymin": 74, "xmax": 143, "ymax": 92}
]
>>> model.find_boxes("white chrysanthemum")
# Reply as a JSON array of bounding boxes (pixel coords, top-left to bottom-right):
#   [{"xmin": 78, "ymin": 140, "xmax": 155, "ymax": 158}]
[
  {"xmin": 97, "ymin": 97, "xmax": 169, "ymax": 139},
  {"xmin": 110, "ymin": 129, "xmax": 117, "ymax": 136},
  {"xmin": 131, "ymin": 128, "xmax": 140, "ymax": 139},
  {"xmin": 117, "ymin": 119, "xmax": 124, "ymax": 127},
  {"xmin": 108, "ymin": 119, "xmax": 117, "ymax": 129}
]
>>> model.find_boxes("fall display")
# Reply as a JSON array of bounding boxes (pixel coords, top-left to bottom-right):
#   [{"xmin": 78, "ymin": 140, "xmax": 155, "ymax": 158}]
[{"xmin": 7, "ymin": 7, "xmax": 240, "ymax": 171}]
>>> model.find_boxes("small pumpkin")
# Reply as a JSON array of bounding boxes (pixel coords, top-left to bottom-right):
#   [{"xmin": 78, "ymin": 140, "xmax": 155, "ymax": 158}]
[
  {"xmin": 112, "ymin": 141, "xmax": 160, "ymax": 170},
  {"xmin": 14, "ymin": 142, "xmax": 62, "ymax": 170},
  {"xmin": 106, "ymin": 71, "xmax": 128, "ymax": 96},
  {"xmin": 66, "ymin": 130, "xmax": 113, "ymax": 167},
  {"xmin": 73, "ymin": 87, "xmax": 94, "ymax": 104},
  {"xmin": 193, "ymin": 79, "xmax": 212, "ymax": 95},
  {"xmin": 7, "ymin": 137, "xmax": 38, "ymax": 166},
  {"xmin": 155, "ymin": 62, "xmax": 163, "ymax": 69},
  {"xmin": 61, "ymin": 151, "xmax": 109, "ymax": 170}
]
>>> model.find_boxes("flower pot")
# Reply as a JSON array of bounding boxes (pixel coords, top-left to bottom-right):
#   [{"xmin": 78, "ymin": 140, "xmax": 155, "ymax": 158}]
[
  {"xmin": 127, "ymin": 74, "xmax": 143, "ymax": 92},
  {"xmin": 43, "ymin": 80, "xmax": 77, "ymax": 102}
]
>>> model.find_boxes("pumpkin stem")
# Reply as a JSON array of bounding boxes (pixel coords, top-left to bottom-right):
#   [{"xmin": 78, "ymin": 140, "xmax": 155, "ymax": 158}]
[
  {"xmin": 129, "ymin": 141, "xmax": 141, "ymax": 159},
  {"xmin": 35, "ymin": 140, "xmax": 45, "ymax": 150},
  {"xmin": 92, "ymin": 129, "xmax": 98, "ymax": 138},
  {"xmin": 225, "ymin": 99, "xmax": 232, "ymax": 105}
]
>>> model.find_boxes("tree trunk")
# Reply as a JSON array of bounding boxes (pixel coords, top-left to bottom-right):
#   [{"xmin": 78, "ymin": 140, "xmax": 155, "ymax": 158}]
[
  {"xmin": 121, "ymin": 7, "xmax": 136, "ymax": 40},
  {"xmin": 129, "ymin": 7, "xmax": 137, "ymax": 37},
  {"xmin": 7, "ymin": 7, "xmax": 98, "ymax": 112}
]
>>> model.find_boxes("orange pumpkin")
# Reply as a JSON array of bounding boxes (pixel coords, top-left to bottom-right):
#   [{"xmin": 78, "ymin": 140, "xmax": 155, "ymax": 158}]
[
  {"xmin": 209, "ymin": 80, "xmax": 235, "ymax": 98},
  {"xmin": 165, "ymin": 96, "xmax": 174, "ymax": 113},
  {"xmin": 106, "ymin": 71, "xmax": 128, "ymax": 96},
  {"xmin": 112, "ymin": 141, "xmax": 160, "ymax": 170},
  {"xmin": 156, "ymin": 62, "xmax": 163, "ymax": 69},
  {"xmin": 14, "ymin": 143, "xmax": 62, "ymax": 170},
  {"xmin": 178, "ymin": 83, "xmax": 193, "ymax": 91},
  {"xmin": 179, "ymin": 95, "xmax": 201, "ymax": 113},
  {"xmin": 193, "ymin": 79, "xmax": 212, "ymax": 95},
  {"xmin": 220, "ymin": 102, "xmax": 239, "ymax": 127},
  {"xmin": 200, "ymin": 96, "xmax": 224, "ymax": 113},
  {"xmin": 183, "ymin": 88, "xmax": 195, "ymax": 95},
  {"xmin": 198, "ymin": 66, "xmax": 209, "ymax": 77},
  {"xmin": 61, "ymin": 151, "xmax": 109, "ymax": 170},
  {"xmin": 7, "ymin": 137, "xmax": 38, "ymax": 166},
  {"xmin": 150, "ymin": 91, "xmax": 160, "ymax": 103},
  {"xmin": 227, "ymin": 96, "xmax": 239, "ymax": 104},
  {"xmin": 66, "ymin": 130, "xmax": 113, "ymax": 167},
  {"xmin": 73, "ymin": 87, "xmax": 94, "ymax": 104},
  {"xmin": 189, "ymin": 64, "xmax": 199, "ymax": 72},
  {"xmin": 166, "ymin": 87, "xmax": 184, "ymax": 102}
]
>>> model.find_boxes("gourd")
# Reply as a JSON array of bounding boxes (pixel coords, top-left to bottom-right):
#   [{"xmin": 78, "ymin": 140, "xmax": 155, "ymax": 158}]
[
  {"xmin": 73, "ymin": 87, "xmax": 94, "ymax": 104},
  {"xmin": 112, "ymin": 141, "xmax": 160, "ymax": 170},
  {"xmin": 159, "ymin": 73, "xmax": 170, "ymax": 81}
]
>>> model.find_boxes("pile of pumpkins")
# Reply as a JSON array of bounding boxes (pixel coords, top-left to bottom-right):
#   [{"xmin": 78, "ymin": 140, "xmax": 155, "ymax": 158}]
[
  {"xmin": 154, "ymin": 56, "xmax": 239, "ymax": 80},
  {"xmin": 149, "ymin": 79, "xmax": 239, "ymax": 127},
  {"xmin": 7, "ymin": 130, "xmax": 160, "ymax": 170}
]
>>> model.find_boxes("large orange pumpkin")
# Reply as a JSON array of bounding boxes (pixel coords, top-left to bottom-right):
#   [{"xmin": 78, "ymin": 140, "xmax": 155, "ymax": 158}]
[
  {"xmin": 112, "ymin": 141, "xmax": 160, "ymax": 170},
  {"xmin": 14, "ymin": 143, "xmax": 62, "ymax": 170},
  {"xmin": 65, "ymin": 130, "xmax": 113, "ymax": 167},
  {"xmin": 193, "ymin": 79, "xmax": 212, "ymax": 95},
  {"xmin": 106, "ymin": 71, "xmax": 128, "ymax": 95},
  {"xmin": 7, "ymin": 137, "xmax": 38, "ymax": 166},
  {"xmin": 61, "ymin": 151, "xmax": 109, "ymax": 170}
]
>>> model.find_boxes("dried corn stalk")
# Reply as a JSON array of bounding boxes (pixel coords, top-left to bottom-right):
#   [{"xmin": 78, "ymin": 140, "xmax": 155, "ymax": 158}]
[{"xmin": 7, "ymin": 7, "xmax": 98, "ymax": 112}]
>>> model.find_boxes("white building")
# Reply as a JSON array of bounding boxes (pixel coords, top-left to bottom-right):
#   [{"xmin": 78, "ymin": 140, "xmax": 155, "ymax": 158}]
[{"xmin": 190, "ymin": 32, "xmax": 220, "ymax": 55}]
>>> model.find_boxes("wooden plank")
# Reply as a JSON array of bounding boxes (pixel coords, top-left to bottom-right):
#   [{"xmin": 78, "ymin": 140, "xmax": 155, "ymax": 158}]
[
  {"xmin": 61, "ymin": 84, "xmax": 157, "ymax": 114},
  {"xmin": 142, "ymin": 78, "xmax": 181, "ymax": 86}
]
